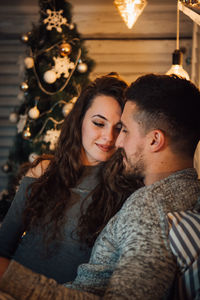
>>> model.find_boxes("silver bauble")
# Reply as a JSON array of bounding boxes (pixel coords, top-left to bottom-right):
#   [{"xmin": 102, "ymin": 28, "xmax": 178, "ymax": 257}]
[
  {"xmin": 9, "ymin": 112, "xmax": 18, "ymax": 123},
  {"xmin": 43, "ymin": 70, "xmax": 57, "ymax": 84},
  {"xmin": 29, "ymin": 152, "xmax": 38, "ymax": 163},
  {"xmin": 24, "ymin": 57, "xmax": 34, "ymax": 69},
  {"xmin": 77, "ymin": 62, "xmax": 88, "ymax": 73},
  {"xmin": 28, "ymin": 106, "xmax": 40, "ymax": 119}
]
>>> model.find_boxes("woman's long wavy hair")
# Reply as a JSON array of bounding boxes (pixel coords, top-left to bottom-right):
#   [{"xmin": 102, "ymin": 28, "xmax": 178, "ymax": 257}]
[{"xmin": 22, "ymin": 73, "xmax": 143, "ymax": 248}]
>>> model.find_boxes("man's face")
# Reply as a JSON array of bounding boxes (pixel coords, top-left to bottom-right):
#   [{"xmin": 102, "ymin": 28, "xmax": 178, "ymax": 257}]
[{"xmin": 116, "ymin": 101, "xmax": 147, "ymax": 179}]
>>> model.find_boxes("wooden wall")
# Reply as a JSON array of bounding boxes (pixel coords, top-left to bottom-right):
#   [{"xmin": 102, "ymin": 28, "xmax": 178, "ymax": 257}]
[{"xmin": 0, "ymin": 0, "xmax": 194, "ymax": 191}]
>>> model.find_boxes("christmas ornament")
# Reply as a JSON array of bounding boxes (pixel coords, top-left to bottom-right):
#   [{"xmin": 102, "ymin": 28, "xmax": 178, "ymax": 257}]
[
  {"xmin": 77, "ymin": 61, "xmax": 88, "ymax": 73},
  {"xmin": 43, "ymin": 128, "xmax": 60, "ymax": 151},
  {"xmin": 71, "ymin": 96, "xmax": 78, "ymax": 103},
  {"xmin": 52, "ymin": 56, "xmax": 75, "ymax": 79},
  {"xmin": 9, "ymin": 112, "xmax": 18, "ymax": 123},
  {"xmin": 17, "ymin": 114, "xmax": 28, "ymax": 133},
  {"xmin": 62, "ymin": 102, "xmax": 74, "ymax": 117},
  {"xmin": 0, "ymin": 189, "xmax": 8, "ymax": 201},
  {"xmin": 28, "ymin": 106, "xmax": 40, "ymax": 119},
  {"xmin": 17, "ymin": 91, "xmax": 25, "ymax": 102},
  {"xmin": 2, "ymin": 163, "xmax": 11, "ymax": 173},
  {"xmin": 69, "ymin": 23, "xmax": 74, "ymax": 30},
  {"xmin": 29, "ymin": 153, "xmax": 38, "ymax": 163},
  {"xmin": 43, "ymin": 9, "xmax": 67, "ymax": 33},
  {"xmin": 59, "ymin": 43, "xmax": 72, "ymax": 56},
  {"xmin": 20, "ymin": 33, "xmax": 29, "ymax": 43},
  {"xmin": 24, "ymin": 57, "xmax": 34, "ymax": 69},
  {"xmin": 20, "ymin": 82, "xmax": 29, "ymax": 91},
  {"xmin": 43, "ymin": 70, "xmax": 57, "ymax": 84},
  {"xmin": 22, "ymin": 126, "xmax": 31, "ymax": 140}
]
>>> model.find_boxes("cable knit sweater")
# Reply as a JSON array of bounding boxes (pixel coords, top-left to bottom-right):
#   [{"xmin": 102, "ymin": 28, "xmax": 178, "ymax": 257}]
[{"xmin": 0, "ymin": 168, "xmax": 200, "ymax": 300}]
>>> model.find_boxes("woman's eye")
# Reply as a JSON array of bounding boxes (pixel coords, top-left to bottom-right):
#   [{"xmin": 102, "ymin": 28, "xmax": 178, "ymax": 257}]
[{"xmin": 93, "ymin": 121, "xmax": 104, "ymax": 127}]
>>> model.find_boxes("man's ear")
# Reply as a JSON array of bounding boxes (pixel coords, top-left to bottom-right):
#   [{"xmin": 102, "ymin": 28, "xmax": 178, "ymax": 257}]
[{"xmin": 148, "ymin": 130, "xmax": 165, "ymax": 152}]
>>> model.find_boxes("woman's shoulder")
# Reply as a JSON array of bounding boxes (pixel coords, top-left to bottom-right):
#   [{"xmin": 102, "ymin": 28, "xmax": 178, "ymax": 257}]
[{"xmin": 25, "ymin": 160, "xmax": 50, "ymax": 178}]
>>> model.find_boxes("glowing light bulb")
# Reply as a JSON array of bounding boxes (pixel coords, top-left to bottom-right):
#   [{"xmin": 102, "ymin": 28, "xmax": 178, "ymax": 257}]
[{"xmin": 166, "ymin": 49, "xmax": 190, "ymax": 80}]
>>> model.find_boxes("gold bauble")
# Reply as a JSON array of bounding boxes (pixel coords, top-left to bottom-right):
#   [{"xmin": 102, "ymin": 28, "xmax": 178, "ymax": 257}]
[
  {"xmin": 20, "ymin": 82, "xmax": 29, "ymax": 92},
  {"xmin": 62, "ymin": 103, "xmax": 74, "ymax": 117},
  {"xmin": 22, "ymin": 126, "xmax": 31, "ymax": 140},
  {"xmin": 21, "ymin": 33, "xmax": 29, "ymax": 43},
  {"xmin": 59, "ymin": 43, "xmax": 72, "ymax": 56}
]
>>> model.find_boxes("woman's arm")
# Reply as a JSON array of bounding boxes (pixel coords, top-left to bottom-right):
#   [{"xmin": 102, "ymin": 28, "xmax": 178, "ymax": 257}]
[
  {"xmin": 25, "ymin": 160, "xmax": 50, "ymax": 178},
  {"xmin": 0, "ymin": 178, "xmax": 35, "ymax": 263},
  {"xmin": 0, "ymin": 258, "xmax": 10, "ymax": 279},
  {"xmin": 0, "ymin": 261, "xmax": 100, "ymax": 300}
]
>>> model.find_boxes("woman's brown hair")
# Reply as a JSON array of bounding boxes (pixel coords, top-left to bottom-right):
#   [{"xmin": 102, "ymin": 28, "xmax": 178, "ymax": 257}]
[{"xmin": 22, "ymin": 73, "xmax": 143, "ymax": 247}]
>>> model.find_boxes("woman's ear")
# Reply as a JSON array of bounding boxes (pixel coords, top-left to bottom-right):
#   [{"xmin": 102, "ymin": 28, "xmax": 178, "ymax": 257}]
[{"xmin": 148, "ymin": 129, "xmax": 165, "ymax": 152}]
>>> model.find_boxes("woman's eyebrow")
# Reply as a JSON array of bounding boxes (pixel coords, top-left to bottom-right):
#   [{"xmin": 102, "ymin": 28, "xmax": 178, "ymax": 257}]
[{"xmin": 92, "ymin": 114, "xmax": 107, "ymax": 121}]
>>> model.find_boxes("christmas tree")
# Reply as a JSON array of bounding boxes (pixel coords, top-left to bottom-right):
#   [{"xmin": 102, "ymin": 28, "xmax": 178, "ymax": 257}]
[{"xmin": 0, "ymin": 0, "xmax": 94, "ymax": 220}]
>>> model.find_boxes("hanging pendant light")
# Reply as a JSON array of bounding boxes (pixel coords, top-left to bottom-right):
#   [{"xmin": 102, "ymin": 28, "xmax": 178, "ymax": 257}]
[
  {"xmin": 114, "ymin": 0, "xmax": 147, "ymax": 29},
  {"xmin": 166, "ymin": 0, "xmax": 190, "ymax": 80},
  {"xmin": 166, "ymin": 49, "xmax": 190, "ymax": 80}
]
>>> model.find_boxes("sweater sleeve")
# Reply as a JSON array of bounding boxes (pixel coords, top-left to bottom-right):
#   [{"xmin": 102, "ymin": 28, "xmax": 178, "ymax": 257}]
[
  {"xmin": 103, "ymin": 193, "xmax": 176, "ymax": 300},
  {"xmin": 0, "ymin": 177, "xmax": 35, "ymax": 258},
  {"xmin": 0, "ymin": 260, "xmax": 100, "ymax": 300}
]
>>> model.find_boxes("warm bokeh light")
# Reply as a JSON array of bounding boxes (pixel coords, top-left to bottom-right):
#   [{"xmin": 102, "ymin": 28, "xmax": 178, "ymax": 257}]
[
  {"xmin": 114, "ymin": 0, "xmax": 147, "ymax": 29},
  {"xmin": 166, "ymin": 64, "xmax": 190, "ymax": 80},
  {"xmin": 166, "ymin": 49, "xmax": 190, "ymax": 80}
]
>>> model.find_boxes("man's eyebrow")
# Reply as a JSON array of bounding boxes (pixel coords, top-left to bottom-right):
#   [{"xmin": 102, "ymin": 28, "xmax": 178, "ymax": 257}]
[{"xmin": 92, "ymin": 114, "xmax": 107, "ymax": 121}]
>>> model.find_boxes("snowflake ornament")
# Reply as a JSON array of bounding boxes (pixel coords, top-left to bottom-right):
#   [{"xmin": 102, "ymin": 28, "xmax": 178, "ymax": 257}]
[
  {"xmin": 43, "ymin": 128, "xmax": 61, "ymax": 150},
  {"xmin": 43, "ymin": 9, "xmax": 67, "ymax": 33},
  {"xmin": 52, "ymin": 56, "xmax": 75, "ymax": 79}
]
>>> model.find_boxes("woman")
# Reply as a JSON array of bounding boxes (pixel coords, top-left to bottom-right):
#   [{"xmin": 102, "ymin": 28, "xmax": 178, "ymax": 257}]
[{"xmin": 0, "ymin": 74, "xmax": 142, "ymax": 283}]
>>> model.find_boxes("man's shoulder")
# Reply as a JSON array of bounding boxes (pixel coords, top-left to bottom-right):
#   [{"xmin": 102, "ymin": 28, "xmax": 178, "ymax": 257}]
[{"xmin": 122, "ymin": 168, "xmax": 200, "ymax": 211}]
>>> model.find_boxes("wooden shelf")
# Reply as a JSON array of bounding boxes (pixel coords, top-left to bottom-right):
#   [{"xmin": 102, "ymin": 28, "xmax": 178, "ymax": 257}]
[{"xmin": 178, "ymin": 2, "xmax": 200, "ymax": 25}]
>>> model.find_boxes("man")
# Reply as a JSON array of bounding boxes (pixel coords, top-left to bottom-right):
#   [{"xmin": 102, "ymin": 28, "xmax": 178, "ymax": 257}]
[{"xmin": 0, "ymin": 74, "xmax": 200, "ymax": 300}]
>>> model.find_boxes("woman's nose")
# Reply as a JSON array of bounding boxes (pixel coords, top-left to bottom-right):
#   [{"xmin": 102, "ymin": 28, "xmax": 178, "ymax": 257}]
[{"xmin": 103, "ymin": 127, "xmax": 115, "ymax": 143}]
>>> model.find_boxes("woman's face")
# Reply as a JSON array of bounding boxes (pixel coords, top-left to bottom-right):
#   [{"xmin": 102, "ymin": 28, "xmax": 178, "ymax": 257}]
[{"xmin": 81, "ymin": 95, "xmax": 122, "ymax": 166}]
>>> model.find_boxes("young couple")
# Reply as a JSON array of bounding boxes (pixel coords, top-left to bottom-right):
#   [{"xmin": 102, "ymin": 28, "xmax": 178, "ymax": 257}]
[{"xmin": 0, "ymin": 73, "xmax": 200, "ymax": 299}]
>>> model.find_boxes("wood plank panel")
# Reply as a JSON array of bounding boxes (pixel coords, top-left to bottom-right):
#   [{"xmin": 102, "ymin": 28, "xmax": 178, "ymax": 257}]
[
  {"xmin": 0, "ymin": 0, "xmax": 193, "ymax": 39},
  {"xmin": 85, "ymin": 39, "xmax": 192, "ymax": 83}
]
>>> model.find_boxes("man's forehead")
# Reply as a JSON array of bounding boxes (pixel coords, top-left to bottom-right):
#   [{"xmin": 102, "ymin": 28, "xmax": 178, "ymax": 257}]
[
  {"xmin": 124, "ymin": 101, "xmax": 137, "ymax": 110},
  {"xmin": 121, "ymin": 101, "xmax": 137, "ymax": 121}
]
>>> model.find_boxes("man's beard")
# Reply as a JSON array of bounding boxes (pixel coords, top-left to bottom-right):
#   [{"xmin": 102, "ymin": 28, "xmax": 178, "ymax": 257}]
[{"xmin": 121, "ymin": 148, "xmax": 145, "ymax": 182}]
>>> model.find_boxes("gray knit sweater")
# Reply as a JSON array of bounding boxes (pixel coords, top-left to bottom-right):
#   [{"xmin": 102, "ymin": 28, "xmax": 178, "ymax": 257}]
[
  {"xmin": 0, "ymin": 168, "xmax": 200, "ymax": 300},
  {"xmin": 0, "ymin": 165, "xmax": 99, "ymax": 283}
]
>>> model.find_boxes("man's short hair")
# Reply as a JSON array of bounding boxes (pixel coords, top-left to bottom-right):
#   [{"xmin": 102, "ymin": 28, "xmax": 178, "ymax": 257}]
[{"xmin": 125, "ymin": 74, "xmax": 200, "ymax": 157}]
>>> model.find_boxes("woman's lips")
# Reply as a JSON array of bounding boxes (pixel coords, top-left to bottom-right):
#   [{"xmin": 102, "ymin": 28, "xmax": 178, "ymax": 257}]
[{"xmin": 96, "ymin": 144, "xmax": 114, "ymax": 152}]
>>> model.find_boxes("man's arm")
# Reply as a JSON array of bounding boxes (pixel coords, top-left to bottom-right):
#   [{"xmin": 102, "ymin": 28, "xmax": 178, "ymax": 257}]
[
  {"xmin": 0, "ymin": 260, "xmax": 101, "ymax": 300},
  {"xmin": 102, "ymin": 196, "xmax": 176, "ymax": 299}
]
